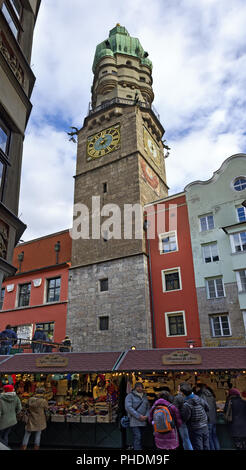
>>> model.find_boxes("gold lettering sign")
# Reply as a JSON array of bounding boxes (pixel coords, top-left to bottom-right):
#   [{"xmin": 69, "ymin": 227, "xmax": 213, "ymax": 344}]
[
  {"xmin": 35, "ymin": 354, "xmax": 69, "ymax": 368},
  {"xmin": 162, "ymin": 351, "xmax": 202, "ymax": 365}
]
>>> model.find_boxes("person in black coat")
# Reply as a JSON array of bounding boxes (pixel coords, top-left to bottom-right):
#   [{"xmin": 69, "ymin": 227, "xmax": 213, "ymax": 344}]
[
  {"xmin": 31, "ymin": 327, "xmax": 47, "ymax": 353},
  {"xmin": 0, "ymin": 325, "xmax": 17, "ymax": 355},
  {"xmin": 197, "ymin": 383, "xmax": 220, "ymax": 450},
  {"xmin": 59, "ymin": 336, "xmax": 72, "ymax": 352},
  {"xmin": 224, "ymin": 388, "xmax": 246, "ymax": 449}
]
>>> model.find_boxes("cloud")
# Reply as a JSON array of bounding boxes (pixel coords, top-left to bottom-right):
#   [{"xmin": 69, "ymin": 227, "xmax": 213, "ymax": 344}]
[
  {"xmin": 20, "ymin": 0, "xmax": 246, "ymax": 239},
  {"xmin": 19, "ymin": 124, "xmax": 76, "ymax": 240}
]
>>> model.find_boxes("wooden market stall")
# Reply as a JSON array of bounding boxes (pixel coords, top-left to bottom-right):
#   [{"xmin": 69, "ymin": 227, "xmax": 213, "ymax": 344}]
[
  {"xmin": 0, "ymin": 351, "xmax": 125, "ymax": 449},
  {"xmin": 116, "ymin": 347, "xmax": 246, "ymax": 450},
  {"xmin": 0, "ymin": 347, "xmax": 246, "ymax": 449}
]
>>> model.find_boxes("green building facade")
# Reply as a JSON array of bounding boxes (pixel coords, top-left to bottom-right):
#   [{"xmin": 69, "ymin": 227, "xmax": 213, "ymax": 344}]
[{"xmin": 185, "ymin": 154, "xmax": 246, "ymax": 347}]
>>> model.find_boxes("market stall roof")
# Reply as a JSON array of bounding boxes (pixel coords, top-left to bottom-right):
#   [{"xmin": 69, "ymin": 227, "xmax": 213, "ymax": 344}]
[
  {"xmin": 0, "ymin": 351, "xmax": 123, "ymax": 373},
  {"xmin": 116, "ymin": 347, "xmax": 246, "ymax": 371}
]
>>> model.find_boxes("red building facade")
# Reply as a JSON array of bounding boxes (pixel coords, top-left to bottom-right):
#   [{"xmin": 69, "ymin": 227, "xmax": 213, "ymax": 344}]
[
  {"xmin": 145, "ymin": 193, "xmax": 202, "ymax": 348},
  {"xmin": 0, "ymin": 230, "xmax": 71, "ymax": 346}
]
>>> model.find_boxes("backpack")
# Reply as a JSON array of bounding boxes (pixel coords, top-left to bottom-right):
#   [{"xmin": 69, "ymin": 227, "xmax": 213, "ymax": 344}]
[{"xmin": 153, "ymin": 405, "xmax": 175, "ymax": 433}]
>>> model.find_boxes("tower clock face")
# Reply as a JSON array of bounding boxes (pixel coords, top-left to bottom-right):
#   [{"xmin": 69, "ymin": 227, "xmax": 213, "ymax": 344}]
[
  {"xmin": 87, "ymin": 124, "xmax": 121, "ymax": 160},
  {"xmin": 143, "ymin": 127, "xmax": 161, "ymax": 167}
]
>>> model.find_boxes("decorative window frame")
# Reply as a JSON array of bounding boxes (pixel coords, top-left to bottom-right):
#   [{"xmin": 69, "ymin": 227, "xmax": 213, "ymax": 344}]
[
  {"xmin": 236, "ymin": 205, "xmax": 246, "ymax": 222},
  {"xmin": 210, "ymin": 314, "xmax": 231, "ymax": 337},
  {"xmin": 206, "ymin": 276, "xmax": 225, "ymax": 299},
  {"xmin": 235, "ymin": 269, "xmax": 246, "ymax": 293},
  {"xmin": 201, "ymin": 241, "xmax": 219, "ymax": 263},
  {"xmin": 199, "ymin": 213, "xmax": 215, "ymax": 232},
  {"xmin": 231, "ymin": 176, "xmax": 246, "ymax": 193},
  {"xmin": 158, "ymin": 230, "xmax": 178, "ymax": 254},
  {"xmin": 161, "ymin": 267, "xmax": 182, "ymax": 293},
  {"xmin": 230, "ymin": 231, "xmax": 246, "ymax": 253},
  {"xmin": 165, "ymin": 310, "xmax": 187, "ymax": 337}
]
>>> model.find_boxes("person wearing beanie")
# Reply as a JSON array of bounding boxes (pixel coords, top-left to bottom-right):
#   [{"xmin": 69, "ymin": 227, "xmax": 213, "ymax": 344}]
[
  {"xmin": 125, "ymin": 382, "xmax": 149, "ymax": 450},
  {"xmin": 228, "ymin": 388, "xmax": 241, "ymax": 397},
  {"xmin": 0, "ymin": 384, "xmax": 22, "ymax": 447},
  {"xmin": 224, "ymin": 387, "xmax": 246, "ymax": 449},
  {"xmin": 21, "ymin": 387, "xmax": 48, "ymax": 450}
]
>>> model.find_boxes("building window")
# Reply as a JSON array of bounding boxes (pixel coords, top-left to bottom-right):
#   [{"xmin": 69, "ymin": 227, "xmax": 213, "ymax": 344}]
[
  {"xmin": 0, "ymin": 118, "xmax": 11, "ymax": 156},
  {"xmin": 206, "ymin": 277, "xmax": 225, "ymax": 299},
  {"xmin": 99, "ymin": 278, "xmax": 108, "ymax": 292},
  {"xmin": 47, "ymin": 277, "xmax": 61, "ymax": 303},
  {"xmin": 0, "ymin": 117, "xmax": 10, "ymax": 200},
  {"xmin": 103, "ymin": 182, "xmax": 108, "ymax": 193},
  {"xmin": 162, "ymin": 268, "xmax": 181, "ymax": 292},
  {"xmin": 99, "ymin": 316, "xmax": 109, "ymax": 331},
  {"xmin": 35, "ymin": 322, "xmax": 54, "ymax": 336},
  {"xmin": 199, "ymin": 214, "xmax": 214, "ymax": 231},
  {"xmin": 202, "ymin": 242, "xmax": 219, "ymax": 263},
  {"xmin": 233, "ymin": 177, "xmax": 246, "ymax": 192},
  {"xmin": 1, "ymin": 2, "xmax": 22, "ymax": 40},
  {"xmin": 236, "ymin": 269, "xmax": 246, "ymax": 293},
  {"xmin": 242, "ymin": 311, "xmax": 246, "ymax": 336},
  {"xmin": 140, "ymin": 77, "xmax": 146, "ymax": 82},
  {"xmin": 230, "ymin": 231, "xmax": 246, "ymax": 253},
  {"xmin": 9, "ymin": 0, "xmax": 22, "ymax": 19},
  {"xmin": 0, "ymin": 288, "xmax": 5, "ymax": 310},
  {"xmin": 165, "ymin": 311, "xmax": 186, "ymax": 337},
  {"xmin": 18, "ymin": 283, "xmax": 31, "ymax": 307},
  {"xmin": 236, "ymin": 206, "xmax": 246, "ymax": 222},
  {"xmin": 210, "ymin": 314, "xmax": 231, "ymax": 337},
  {"xmin": 159, "ymin": 231, "xmax": 178, "ymax": 254}
]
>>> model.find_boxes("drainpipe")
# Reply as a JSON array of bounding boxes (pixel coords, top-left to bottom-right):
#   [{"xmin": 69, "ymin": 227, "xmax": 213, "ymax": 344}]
[{"xmin": 143, "ymin": 220, "xmax": 157, "ymax": 349}]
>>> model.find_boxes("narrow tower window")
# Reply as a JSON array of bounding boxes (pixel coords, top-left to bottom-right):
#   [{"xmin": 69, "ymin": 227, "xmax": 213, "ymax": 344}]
[{"xmin": 99, "ymin": 278, "xmax": 108, "ymax": 292}]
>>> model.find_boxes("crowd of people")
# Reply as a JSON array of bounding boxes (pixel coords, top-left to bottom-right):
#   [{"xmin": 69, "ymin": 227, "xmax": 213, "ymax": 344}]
[
  {"xmin": 124, "ymin": 381, "xmax": 246, "ymax": 451},
  {"xmin": 0, "ymin": 324, "xmax": 72, "ymax": 354},
  {"xmin": 0, "ymin": 384, "xmax": 48, "ymax": 449}
]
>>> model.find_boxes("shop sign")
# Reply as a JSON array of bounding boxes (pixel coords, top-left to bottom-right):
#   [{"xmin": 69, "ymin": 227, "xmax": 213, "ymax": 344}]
[
  {"xmin": 35, "ymin": 354, "xmax": 69, "ymax": 368},
  {"xmin": 162, "ymin": 350, "xmax": 202, "ymax": 365}
]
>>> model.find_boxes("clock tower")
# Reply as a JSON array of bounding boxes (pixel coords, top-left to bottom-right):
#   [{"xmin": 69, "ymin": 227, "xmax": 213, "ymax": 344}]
[{"xmin": 67, "ymin": 25, "xmax": 169, "ymax": 352}]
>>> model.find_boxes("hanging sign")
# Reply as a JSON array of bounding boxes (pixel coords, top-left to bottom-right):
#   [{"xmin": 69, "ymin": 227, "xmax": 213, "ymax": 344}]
[
  {"xmin": 35, "ymin": 354, "xmax": 68, "ymax": 368},
  {"xmin": 162, "ymin": 350, "xmax": 202, "ymax": 365}
]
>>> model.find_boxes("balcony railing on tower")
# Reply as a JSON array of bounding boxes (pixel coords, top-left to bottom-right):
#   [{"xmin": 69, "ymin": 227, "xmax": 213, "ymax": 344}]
[{"xmin": 88, "ymin": 97, "xmax": 160, "ymax": 121}]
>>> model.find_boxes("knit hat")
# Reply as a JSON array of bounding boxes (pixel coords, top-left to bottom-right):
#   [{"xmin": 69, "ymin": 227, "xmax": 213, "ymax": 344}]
[
  {"xmin": 3, "ymin": 385, "xmax": 14, "ymax": 393},
  {"xmin": 228, "ymin": 388, "xmax": 241, "ymax": 396},
  {"xmin": 134, "ymin": 381, "xmax": 144, "ymax": 389}
]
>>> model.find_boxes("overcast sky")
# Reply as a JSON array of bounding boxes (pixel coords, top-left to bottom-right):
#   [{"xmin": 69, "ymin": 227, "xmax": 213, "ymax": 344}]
[{"xmin": 19, "ymin": 0, "xmax": 246, "ymax": 241}]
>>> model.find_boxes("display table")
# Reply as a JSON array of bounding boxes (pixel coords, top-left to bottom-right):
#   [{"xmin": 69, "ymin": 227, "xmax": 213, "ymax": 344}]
[{"xmin": 9, "ymin": 421, "xmax": 122, "ymax": 449}]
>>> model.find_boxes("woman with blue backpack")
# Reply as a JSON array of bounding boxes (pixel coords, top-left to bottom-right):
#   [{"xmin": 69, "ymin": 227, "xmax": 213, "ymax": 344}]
[{"xmin": 148, "ymin": 391, "xmax": 182, "ymax": 449}]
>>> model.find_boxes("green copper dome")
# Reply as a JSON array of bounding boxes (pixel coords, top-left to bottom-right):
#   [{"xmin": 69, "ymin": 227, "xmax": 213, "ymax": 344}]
[{"xmin": 92, "ymin": 25, "xmax": 152, "ymax": 73}]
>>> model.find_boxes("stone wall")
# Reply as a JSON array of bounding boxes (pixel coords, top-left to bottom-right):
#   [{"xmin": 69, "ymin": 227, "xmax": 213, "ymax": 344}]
[
  {"xmin": 197, "ymin": 282, "xmax": 246, "ymax": 347},
  {"xmin": 67, "ymin": 254, "xmax": 153, "ymax": 352}
]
